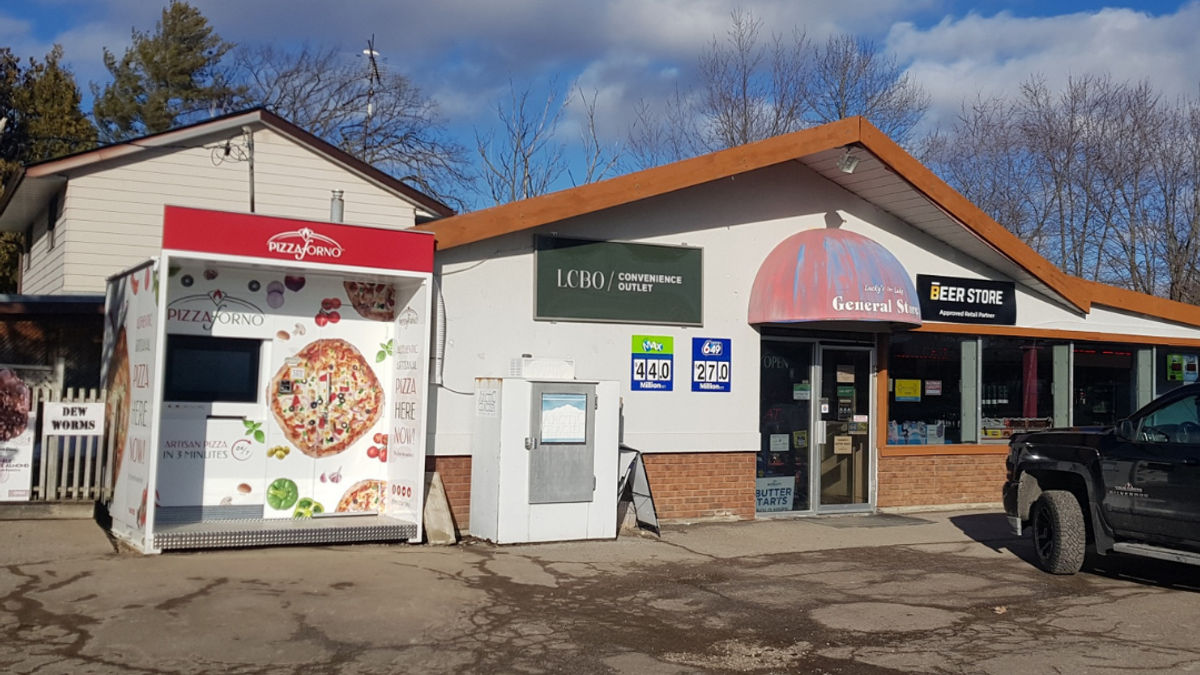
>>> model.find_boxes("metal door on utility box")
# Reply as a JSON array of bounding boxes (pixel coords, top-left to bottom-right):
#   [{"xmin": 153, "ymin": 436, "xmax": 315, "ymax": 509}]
[{"xmin": 528, "ymin": 383, "xmax": 596, "ymax": 503}]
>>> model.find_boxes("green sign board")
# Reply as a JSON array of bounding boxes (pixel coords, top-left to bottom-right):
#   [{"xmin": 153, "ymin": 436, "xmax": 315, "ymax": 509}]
[{"xmin": 534, "ymin": 235, "xmax": 702, "ymax": 325}]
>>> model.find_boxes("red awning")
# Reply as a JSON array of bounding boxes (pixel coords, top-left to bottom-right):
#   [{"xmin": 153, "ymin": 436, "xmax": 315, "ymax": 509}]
[{"xmin": 748, "ymin": 228, "xmax": 921, "ymax": 326}]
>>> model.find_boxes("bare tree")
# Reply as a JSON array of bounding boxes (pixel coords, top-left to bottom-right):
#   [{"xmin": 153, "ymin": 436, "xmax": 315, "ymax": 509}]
[
  {"xmin": 696, "ymin": 8, "xmax": 809, "ymax": 150},
  {"xmin": 235, "ymin": 44, "xmax": 472, "ymax": 210},
  {"xmin": 569, "ymin": 86, "xmax": 623, "ymax": 186},
  {"xmin": 474, "ymin": 82, "xmax": 567, "ymax": 205},
  {"xmin": 806, "ymin": 34, "xmax": 929, "ymax": 144},
  {"xmin": 920, "ymin": 96, "xmax": 1048, "ymax": 247},
  {"xmin": 627, "ymin": 9, "xmax": 929, "ymax": 169},
  {"xmin": 475, "ymin": 82, "xmax": 623, "ymax": 206},
  {"xmin": 625, "ymin": 88, "xmax": 699, "ymax": 169},
  {"xmin": 926, "ymin": 74, "xmax": 1200, "ymax": 301}
]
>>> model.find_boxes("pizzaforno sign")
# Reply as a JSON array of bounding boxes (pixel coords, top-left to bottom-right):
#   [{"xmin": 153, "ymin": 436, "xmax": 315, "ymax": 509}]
[{"xmin": 535, "ymin": 236, "xmax": 702, "ymax": 325}]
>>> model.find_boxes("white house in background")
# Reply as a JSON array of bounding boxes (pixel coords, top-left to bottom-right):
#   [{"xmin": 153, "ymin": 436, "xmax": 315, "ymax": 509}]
[{"xmin": 0, "ymin": 108, "xmax": 453, "ymax": 295}]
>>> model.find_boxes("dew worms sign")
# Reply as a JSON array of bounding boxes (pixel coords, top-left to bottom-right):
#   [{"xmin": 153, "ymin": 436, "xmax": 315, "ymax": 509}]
[
  {"xmin": 916, "ymin": 275, "xmax": 1016, "ymax": 325},
  {"xmin": 534, "ymin": 236, "xmax": 702, "ymax": 325}
]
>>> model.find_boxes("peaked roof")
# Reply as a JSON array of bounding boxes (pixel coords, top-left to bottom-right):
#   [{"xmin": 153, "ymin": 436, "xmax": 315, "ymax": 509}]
[
  {"xmin": 0, "ymin": 107, "xmax": 454, "ymax": 230},
  {"xmin": 418, "ymin": 116, "xmax": 1200, "ymax": 327}
]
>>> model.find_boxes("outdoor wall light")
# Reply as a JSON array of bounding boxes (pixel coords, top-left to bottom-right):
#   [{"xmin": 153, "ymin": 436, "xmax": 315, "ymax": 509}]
[{"xmin": 837, "ymin": 147, "xmax": 861, "ymax": 174}]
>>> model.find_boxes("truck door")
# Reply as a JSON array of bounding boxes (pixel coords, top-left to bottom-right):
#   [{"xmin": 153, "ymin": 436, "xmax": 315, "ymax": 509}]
[{"xmin": 1121, "ymin": 392, "xmax": 1200, "ymax": 543}]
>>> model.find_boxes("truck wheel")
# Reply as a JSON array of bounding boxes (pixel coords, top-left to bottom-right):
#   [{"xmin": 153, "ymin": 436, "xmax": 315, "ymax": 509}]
[{"xmin": 1030, "ymin": 490, "xmax": 1086, "ymax": 575}]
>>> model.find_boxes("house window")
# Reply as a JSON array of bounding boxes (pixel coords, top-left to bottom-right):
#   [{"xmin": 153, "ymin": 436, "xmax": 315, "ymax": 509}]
[{"xmin": 47, "ymin": 192, "xmax": 60, "ymax": 250}]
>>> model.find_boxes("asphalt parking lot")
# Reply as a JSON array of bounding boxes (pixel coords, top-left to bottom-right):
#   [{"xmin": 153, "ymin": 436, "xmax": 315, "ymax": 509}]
[{"xmin": 2, "ymin": 509, "xmax": 1199, "ymax": 674}]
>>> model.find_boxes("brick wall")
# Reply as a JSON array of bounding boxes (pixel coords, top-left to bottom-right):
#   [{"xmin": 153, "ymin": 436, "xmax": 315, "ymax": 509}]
[
  {"xmin": 425, "ymin": 455, "xmax": 471, "ymax": 534},
  {"xmin": 877, "ymin": 453, "xmax": 1007, "ymax": 508},
  {"xmin": 425, "ymin": 451, "xmax": 1002, "ymax": 531},
  {"xmin": 642, "ymin": 451, "xmax": 757, "ymax": 522}
]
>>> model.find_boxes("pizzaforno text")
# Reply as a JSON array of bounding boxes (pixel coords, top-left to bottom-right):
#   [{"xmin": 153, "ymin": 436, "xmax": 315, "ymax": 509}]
[
  {"xmin": 556, "ymin": 269, "xmax": 684, "ymax": 293},
  {"xmin": 268, "ymin": 241, "xmax": 343, "ymax": 259}
]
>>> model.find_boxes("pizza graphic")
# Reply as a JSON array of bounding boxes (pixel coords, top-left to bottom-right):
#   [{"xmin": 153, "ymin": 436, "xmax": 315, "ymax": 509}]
[
  {"xmin": 0, "ymin": 369, "xmax": 31, "ymax": 442},
  {"xmin": 343, "ymin": 281, "xmax": 396, "ymax": 321},
  {"xmin": 337, "ymin": 479, "xmax": 386, "ymax": 513},
  {"xmin": 104, "ymin": 329, "xmax": 131, "ymax": 481},
  {"xmin": 269, "ymin": 339, "xmax": 383, "ymax": 458}
]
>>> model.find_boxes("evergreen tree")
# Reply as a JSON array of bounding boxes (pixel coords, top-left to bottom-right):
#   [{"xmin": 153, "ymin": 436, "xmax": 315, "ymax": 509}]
[
  {"xmin": 0, "ymin": 46, "xmax": 96, "ymax": 292},
  {"xmin": 92, "ymin": 1, "xmax": 244, "ymax": 142}
]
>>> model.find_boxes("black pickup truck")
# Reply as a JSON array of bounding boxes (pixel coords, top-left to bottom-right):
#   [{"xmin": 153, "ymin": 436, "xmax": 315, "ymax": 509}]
[{"xmin": 1003, "ymin": 383, "xmax": 1200, "ymax": 574}]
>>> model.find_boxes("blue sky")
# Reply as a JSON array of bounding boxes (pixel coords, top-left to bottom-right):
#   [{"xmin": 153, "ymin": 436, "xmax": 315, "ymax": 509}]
[{"xmin": 3, "ymin": 0, "xmax": 1199, "ymax": 201}]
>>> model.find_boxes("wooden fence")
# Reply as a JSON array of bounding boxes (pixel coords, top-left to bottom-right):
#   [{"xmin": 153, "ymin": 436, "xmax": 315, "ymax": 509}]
[{"xmin": 32, "ymin": 387, "xmax": 112, "ymax": 503}]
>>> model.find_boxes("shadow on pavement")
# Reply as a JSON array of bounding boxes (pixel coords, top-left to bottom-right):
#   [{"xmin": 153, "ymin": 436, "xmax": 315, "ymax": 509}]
[
  {"xmin": 951, "ymin": 512, "xmax": 1200, "ymax": 590},
  {"xmin": 949, "ymin": 512, "xmax": 1019, "ymax": 546},
  {"xmin": 1083, "ymin": 553, "xmax": 1200, "ymax": 592}
]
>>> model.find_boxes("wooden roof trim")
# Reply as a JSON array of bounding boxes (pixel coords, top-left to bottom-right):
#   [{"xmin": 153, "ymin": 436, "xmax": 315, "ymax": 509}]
[
  {"xmin": 854, "ymin": 122, "xmax": 1090, "ymax": 313},
  {"xmin": 415, "ymin": 117, "xmax": 863, "ymax": 248},
  {"xmin": 1075, "ymin": 277, "xmax": 1200, "ymax": 329}
]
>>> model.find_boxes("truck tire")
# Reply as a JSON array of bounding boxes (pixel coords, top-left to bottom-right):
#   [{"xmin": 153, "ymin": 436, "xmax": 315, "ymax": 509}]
[{"xmin": 1030, "ymin": 490, "xmax": 1086, "ymax": 574}]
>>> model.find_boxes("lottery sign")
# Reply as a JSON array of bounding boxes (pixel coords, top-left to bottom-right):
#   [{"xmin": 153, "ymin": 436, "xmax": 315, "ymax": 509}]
[
  {"xmin": 631, "ymin": 335, "xmax": 673, "ymax": 391},
  {"xmin": 691, "ymin": 337, "xmax": 731, "ymax": 392}
]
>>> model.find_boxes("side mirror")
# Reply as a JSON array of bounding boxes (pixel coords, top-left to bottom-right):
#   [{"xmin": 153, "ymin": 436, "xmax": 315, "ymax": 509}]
[{"xmin": 1117, "ymin": 418, "xmax": 1136, "ymax": 440}]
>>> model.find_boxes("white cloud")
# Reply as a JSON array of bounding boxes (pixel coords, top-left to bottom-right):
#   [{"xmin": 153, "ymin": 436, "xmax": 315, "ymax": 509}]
[{"xmin": 889, "ymin": 3, "xmax": 1200, "ymax": 130}]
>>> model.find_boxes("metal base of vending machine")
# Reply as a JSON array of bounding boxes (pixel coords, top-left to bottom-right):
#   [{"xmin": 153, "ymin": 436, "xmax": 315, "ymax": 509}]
[{"xmin": 152, "ymin": 515, "xmax": 418, "ymax": 550}]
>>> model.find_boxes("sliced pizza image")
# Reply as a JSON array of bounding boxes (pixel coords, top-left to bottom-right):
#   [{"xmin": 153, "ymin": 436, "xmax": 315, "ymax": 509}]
[
  {"xmin": 104, "ymin": 329, "xmax": 131, "ymax": 481},
  {"xmin": 336, "ymin": 479, "xmax": 386, "ymax": 513},
  {"xmin": 269, "ymin": 338, "xmax": 383, "ymax": 458},
  {"xmin": 343, "ymin": 281, "xmax": 396, "ymax": 321}
]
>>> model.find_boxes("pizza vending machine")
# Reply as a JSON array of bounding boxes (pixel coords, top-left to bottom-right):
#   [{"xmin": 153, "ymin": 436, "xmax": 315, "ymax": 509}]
[{"xmin": 103, "ymin": 206, "xmax": 433, "ymax": 553}]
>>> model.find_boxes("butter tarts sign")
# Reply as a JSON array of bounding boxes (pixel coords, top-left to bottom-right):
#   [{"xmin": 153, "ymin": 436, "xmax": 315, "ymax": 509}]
[
  {"xmin": 267, "ymin": 228, "xmax": 344, "ymax": 261},
  {"xmin": 916, "ymin": 275, "xmax": 1016, "ymax": 325}
]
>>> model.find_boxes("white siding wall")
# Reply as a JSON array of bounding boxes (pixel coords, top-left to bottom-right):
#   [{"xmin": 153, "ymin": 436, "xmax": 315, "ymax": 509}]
[
  {"xmin": 49, "ymin": 126, "xmax": 421, "ymax": 294},
  {"xmin": 431, "ymin": 160, "xmax": 1200, "ymax": 456},
  {"xmin": 19, "ymin": 203, "xmax": 63, "ymax": 294}
]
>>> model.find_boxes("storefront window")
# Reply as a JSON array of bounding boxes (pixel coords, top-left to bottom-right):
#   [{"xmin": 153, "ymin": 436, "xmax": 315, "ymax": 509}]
[
  {"xmin": 1156, "ymin": 347, "xmax": 1200, "ymax": 397},
  {"xmin": 980, "ymin": 337, "xmax": 1057, "ymax": 442},
  {"xmin": 759, "ymin": 341, "xmax": 813, "ymax": 512},
  {"xmin": 887, "ymin": 334, "xmax": 963, "ymax": 445},
  {"xmin": 1073, "ymin": 343, "xmax": 1134, "ymax": 426}
]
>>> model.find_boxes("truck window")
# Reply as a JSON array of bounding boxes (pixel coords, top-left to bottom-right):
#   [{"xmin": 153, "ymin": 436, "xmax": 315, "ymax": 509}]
[{"xmin": 1138, "ymin": 394, "xmax": 1200, "ymax": 444}]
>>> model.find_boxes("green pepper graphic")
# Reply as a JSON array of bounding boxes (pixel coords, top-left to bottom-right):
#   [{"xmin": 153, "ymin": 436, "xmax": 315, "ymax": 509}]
[
  {"xmin": 293, "ymin": 498, "xmax": 324, "ymax": 519},
  {"xmin": 266, "ymin": 478, "xmax": 299, "ymax": 510}
]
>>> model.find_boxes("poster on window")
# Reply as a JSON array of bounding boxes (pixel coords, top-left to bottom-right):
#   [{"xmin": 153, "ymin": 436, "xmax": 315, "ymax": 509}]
[
  {"xmin": 0, "ymin": 368, "xmax": 38, "ymax": 501},
  {"xmin": 894, "ymin": 379, "xmax": 921, "ymax": 402},
  {"xmin": 756, "ymin": 476, "xmax": 794, "ymax": 512}
]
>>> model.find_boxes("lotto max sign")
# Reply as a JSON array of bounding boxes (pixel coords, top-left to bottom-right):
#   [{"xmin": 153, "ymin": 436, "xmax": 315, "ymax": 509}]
[
  {"xmin": 916, "ymin": 275, "xmax": 1016, "ymax": 325},
  {"xmin": 631, "ymin": 335, "xmax": 674, "ymax": 391}
]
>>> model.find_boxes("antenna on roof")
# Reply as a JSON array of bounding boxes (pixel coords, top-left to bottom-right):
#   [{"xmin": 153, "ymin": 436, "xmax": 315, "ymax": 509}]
[{"xmin": 361, "ymin": 35, "xmax": 383, "ymax": 156}]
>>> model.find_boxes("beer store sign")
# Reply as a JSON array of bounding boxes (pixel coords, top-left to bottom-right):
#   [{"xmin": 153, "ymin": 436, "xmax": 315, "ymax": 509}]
[
  {"xmin": 535, "ymin": 236, "xmax": 702, "ymax": 325},
  {"xmin": 916, "ymin": 275, "xmax": 1016, "ymax": 325}
]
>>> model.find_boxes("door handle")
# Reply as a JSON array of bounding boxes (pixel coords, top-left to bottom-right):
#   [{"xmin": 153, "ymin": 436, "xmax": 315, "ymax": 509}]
[{"xmin": 1184, "ymin": 457, "xmax": 1200, "ymax": 467}]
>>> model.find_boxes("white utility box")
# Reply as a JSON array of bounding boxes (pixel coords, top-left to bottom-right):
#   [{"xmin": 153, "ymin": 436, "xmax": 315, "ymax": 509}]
[{"xmin": 469, "ymin": 377, "xmax": 619, "ymax": 543}]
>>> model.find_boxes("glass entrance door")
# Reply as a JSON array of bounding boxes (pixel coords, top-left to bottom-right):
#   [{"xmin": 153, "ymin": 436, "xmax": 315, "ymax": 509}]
[
  {"xmin": 758, "ymin": 340, "xmax": 814, "ymax": 513},
  {"xmin": 817, "ymin": 346, "xmax": 873, "ymax": 510}
]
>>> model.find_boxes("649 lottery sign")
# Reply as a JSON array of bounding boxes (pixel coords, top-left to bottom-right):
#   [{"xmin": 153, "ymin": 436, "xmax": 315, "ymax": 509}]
[{"xmin": 692, "ymin": 338, "xmax": 731, "ymax": 392}]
